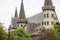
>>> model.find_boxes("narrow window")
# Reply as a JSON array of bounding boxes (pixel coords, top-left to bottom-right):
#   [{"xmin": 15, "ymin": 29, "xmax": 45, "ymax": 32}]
[
  {"xmin": 47, "ymin": 14, "xmax": 49, "ymax": 18},
  {"xmin": 45, "ymin": 22, "xmax": 46, "ymax": 25},
  {"xmin": 51, "ymin": 21, "xmax": 54, "ymax": 25},
  {"xmin": 51, "ymin": 14, "xmax": 54, "ymax": 17},
  {"xmin": 42, "ymin": 22, "xmax": 43, "ymax": 25},
  {"xmin": 47, "ymin": 21, "xmax": 49, "ymax": 25}
]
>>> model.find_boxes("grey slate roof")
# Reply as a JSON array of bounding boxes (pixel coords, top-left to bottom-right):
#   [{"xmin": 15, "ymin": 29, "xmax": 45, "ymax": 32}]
[
  {"xmin": 14, "ymin": 8, "xmax": 18, "ymax": 17},
  {"xmin": 27, "ymin": 12, "xmax": 44, "ymax": 34},
  {"xmin": 27, "ymin": 12, "xmax": 44, "ymax": 23},
  {"xmin": 28, "ymin": 23, "xmax": 38, "ymax": 34},
  {"xmin": 11, "ymin": 18, "xmax": 18, "ymax": 29},
  {"xmin": 8, "ymin": 25, "xmax": 11, "ymax": 30}
]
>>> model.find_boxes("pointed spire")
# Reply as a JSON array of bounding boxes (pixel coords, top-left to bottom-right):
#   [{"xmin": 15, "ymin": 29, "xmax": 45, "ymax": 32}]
[
  {"xmin": 19, "ymin": 0, "xmax": 26, "ymax": 19},
  {"xmin": 44, "ymin": 0, "xmax": 53, "ymax": 6},
  {"xmin": 14, "ymin": 7, "xmax": 18, "ymax": 17}
]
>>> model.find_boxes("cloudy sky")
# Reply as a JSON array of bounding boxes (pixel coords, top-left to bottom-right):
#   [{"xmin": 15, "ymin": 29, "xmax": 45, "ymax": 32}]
[{"xmin": 0, "ymin": 0, "xmax": 60, "ymax": 29}]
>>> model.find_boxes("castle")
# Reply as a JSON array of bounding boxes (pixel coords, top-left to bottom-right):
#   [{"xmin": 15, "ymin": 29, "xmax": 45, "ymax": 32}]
[{"xmin": 9, "ymin": 0, "xmax": 59, "ymax": 40}]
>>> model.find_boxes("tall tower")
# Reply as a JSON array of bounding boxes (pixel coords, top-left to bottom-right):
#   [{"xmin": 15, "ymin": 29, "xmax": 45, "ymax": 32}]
[
  {"xmin": 17, "ymin": 0, "xmax": 28, "ymax": 30},
  {"xmin": 8, "ymin": 8, "xmax": 18, "ymax": 31},
  {"xmin": 9, "ymin": 0, "xmax": 28, "ymax": 31},
  {"xmin": 42, "ymin": 0, "xmax": 59, "ymax": 28}
]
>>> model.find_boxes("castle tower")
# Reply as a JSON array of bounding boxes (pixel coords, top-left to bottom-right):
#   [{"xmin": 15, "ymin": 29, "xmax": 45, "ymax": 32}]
[
  {"xmin": 8, "ymin": 8, "xmax": 18, "ymax": 31},
  {"xmin": 9, "ymin": 0, "xmax": 28, "ymax": 31},
  {"xmin": 17, "ymin": 0, "xmax": 28, "ymax": 30},
  {"xmin": 42, "ymin": 0, "xmax": 59, "ymax": 28}
]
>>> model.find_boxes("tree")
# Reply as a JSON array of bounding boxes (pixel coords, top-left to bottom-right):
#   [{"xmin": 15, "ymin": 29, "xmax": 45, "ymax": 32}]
[
  {"xmin": 54, "ymin": 23, "xmax": 60, "ymax": 40},
  {"xmin": 54, "ymin": 23, "xmax": 60, "ymax": 32},
  {"xmin": 0, "ymin": 23, "xmax": 7, "ymax": 40},
  {"xmin": 7, "ymin": 31, "xmax": 16, "ymax": 40},
  {"xmin": 36, "ymin": 29, "xmax": 56, "ymax": 40},
  {"xmin": 15, "ymin": 27, "xmax": 32, "ymax": 40}
]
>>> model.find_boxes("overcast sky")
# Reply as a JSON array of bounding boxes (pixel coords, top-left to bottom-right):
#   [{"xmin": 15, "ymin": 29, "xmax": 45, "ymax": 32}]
[{"xmin": 0, "ymin": 0, "xmax": 60, "ymax": 29}]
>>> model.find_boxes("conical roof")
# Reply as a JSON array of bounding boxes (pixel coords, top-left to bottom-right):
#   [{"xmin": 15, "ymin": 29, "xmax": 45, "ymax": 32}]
[
  {"xmin": 19, "ymin": 0, "xmax": 26, "ymax": 19},
  {"xmin": 14, "ymin": 7, "xmax": 18, "ymax": 17}
]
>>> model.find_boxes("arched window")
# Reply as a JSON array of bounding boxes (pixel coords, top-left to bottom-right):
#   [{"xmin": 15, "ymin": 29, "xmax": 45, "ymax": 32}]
[
  {"xmin": 51, "ymin": 21, "xmax": 54, "ymax": 25},
  {"xmin": 45, "ymin": 21, "xmax": 46, "ymax": 25},
  {"xmin": 51, "ymin": 14, "xmax": 54, "ymax": 17},
  {"xmin": 47, "ymin": 21, "xmax": 49, "ymax": 25},
  {"xmin": 47, "ymin": 14, "xmax": 49, "ymax": 18}
]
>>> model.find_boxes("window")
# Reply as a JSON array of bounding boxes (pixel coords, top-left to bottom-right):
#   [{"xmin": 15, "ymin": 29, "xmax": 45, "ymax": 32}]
[
  {"xmin": 47, "ymin": 14, "xmax": 49, "ymax": 18},
  {"xmin": 44, "ymin": 14, "xmax": 49, "ymax": 18},
  {"xmin": 51, "ymin": 14, "xmax": 54, "ymax": 17},
  {"xmin": 47, "ymin": 21, "xmax": 49, "ymax": 25},
  {"xmin": 44, "ymin": 14, "xmax": 46, "ymax": 18},
  {"xmin": 21, "ymin": 24, "xmax": 23, "ymax": 27},
  {"xmin": 42, "ymin": 22, "xmax": 43, "ymax": 25},
  {"xmin": 39, "ymin": 29, "xmax": 41, "ymax": 31},
  {"xmin": 45, "ymin": 21, "xmax": 46, "ymax": 25},
  {"xmin": 23, "ymin": 24, "xmax": 26, "ymax": 27},
  {"xmin": 51, "ymin": 21, "xmax": 54, "ymax": 25}
]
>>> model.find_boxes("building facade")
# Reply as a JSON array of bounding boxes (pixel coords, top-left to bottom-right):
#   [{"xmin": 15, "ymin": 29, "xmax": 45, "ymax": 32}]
[
  {"xmin": 9, "ymin": 0, "xmax": 59, "ymax": 39},
  {"xmin": 42, "ymin": 0, "xmax": 59, "ymax": 28}
]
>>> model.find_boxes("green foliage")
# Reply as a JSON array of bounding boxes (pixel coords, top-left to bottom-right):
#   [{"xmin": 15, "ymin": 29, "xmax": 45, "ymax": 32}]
[
  {"xmin": 0, "ymin": 23, "xmax": 7, "ymax": 40},
  {"xmin": 15, "ymin": 27, "xmax": 32, "ymax": 40},
  {"xmin": 54, "ymin": 23, "xmax": 60, "ymax": 32},
  {"xmin": 54, "ymin": 23, "xmax": 60, "ymax": 40},
  {"xmin": 7, "ymin": 31, "xmax": 16, "ymax": 40},
  {"xmin": 36, "ymin": 23, "xmax": 60, "ymax": 40}
]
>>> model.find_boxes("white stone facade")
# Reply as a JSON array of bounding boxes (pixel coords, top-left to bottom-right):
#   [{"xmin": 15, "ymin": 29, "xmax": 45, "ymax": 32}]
[{"xmin": 43, "ymin": 10, "xmax": 59, "ymax": 28}]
